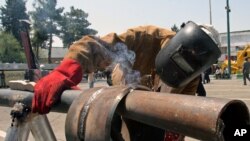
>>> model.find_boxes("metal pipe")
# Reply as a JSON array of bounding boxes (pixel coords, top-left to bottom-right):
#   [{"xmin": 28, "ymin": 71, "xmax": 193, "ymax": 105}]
[
  {"xmin": 0, "ymin": 89, "xmax": 80, "ymax": 113},
  {"xmin": 209, "ymin": 0, "xmax": 212, "ymax": 24},
  {"xmin": 17, "ymin": 122, "xmax": 30, "ymax": 141},
  {"xmin": 29, "ymin": 115, "xmax": 56, "ymax": 141},
  {"xmin": 118, "ymin": 90, "xmax": 250, "ymax": 141},
  {"xmin": 63, "ymin": 86, "xmax": 250, "ymax": 141},
  {"xmin": 226, "ymin": 0, "xmax": 231, "ymax": 76},
  {"xmin": 4, "ymin": 121, "xmax": 30, "ymax": 141},
  {"xmin": 1, "ymin": 87, "xmax": 250, "ymax": 140},
  {"xmin": 65, "ymin": 86, "xmax": 132, "ymax": 141}
]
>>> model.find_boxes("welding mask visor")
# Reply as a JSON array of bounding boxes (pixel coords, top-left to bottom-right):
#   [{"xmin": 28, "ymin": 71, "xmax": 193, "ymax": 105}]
[{"xmin": 155, "ymin": 21, "xmax": 221, "ymax": 88}]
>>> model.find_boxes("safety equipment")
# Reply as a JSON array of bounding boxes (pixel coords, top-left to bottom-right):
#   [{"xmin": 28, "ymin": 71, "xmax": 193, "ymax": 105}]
[
  {"xmin": 32, "ymin": 59, "xmax": 83, "ymax": 114},
  {"xmin": 155, "ymin": 21, "xmax": 221, "ymax": 88},
  {"xmin": 199, "ymin": 24, "xmax": 221, "ymax": 47}
]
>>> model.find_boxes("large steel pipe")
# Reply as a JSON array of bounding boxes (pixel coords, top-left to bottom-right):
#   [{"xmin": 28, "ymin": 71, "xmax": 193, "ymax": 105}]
[
  {"xmin": 0, "ymin": 89, "xmax": 80, "ymax": 113},
  {"xmin": 65, "ymin": 86, "xmax": 250, "ymax": 141},
  {"xmin": 118, "ymin": 90, "xmax": 250, "ymax": 141}
]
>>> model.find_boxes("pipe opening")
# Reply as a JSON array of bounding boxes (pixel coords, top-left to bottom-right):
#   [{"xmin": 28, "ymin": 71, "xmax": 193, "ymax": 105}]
[{"xmin": 219, "ymin": 101, "xmax": 250, "ymax": 140}]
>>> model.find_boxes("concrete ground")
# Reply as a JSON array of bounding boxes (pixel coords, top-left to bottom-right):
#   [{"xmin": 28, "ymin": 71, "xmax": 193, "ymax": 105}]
[{"xmin": 0, "ymin": 77, "xmax": 249, "ymax": 141}]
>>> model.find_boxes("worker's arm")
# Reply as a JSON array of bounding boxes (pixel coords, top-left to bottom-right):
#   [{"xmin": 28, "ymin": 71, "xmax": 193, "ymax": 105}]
[
  {"xmin": 64, "ymin": 36, "xmax": 113, "ymax": 72},
  {"xmin": 32, "ymin": 36, "xmax": 113, "ymax": 114}
]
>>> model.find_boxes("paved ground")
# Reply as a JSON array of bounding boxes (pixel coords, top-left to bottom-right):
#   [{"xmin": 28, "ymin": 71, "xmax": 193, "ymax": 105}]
[{"xmin": 0, "ymin": 77, "xmax": 249, "ymax": 141}]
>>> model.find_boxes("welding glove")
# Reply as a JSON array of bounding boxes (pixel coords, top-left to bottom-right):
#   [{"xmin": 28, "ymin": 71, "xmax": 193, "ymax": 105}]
[
  {"xmin": 32, "ymin": 35, "xmax": 114, "ymax": 114},
  {"xmin": 32, "ymin": 59, "xmax": 83, "ymax": 114}
]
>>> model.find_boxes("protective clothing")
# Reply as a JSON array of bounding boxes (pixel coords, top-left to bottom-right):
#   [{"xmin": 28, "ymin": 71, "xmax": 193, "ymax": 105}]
[
  {"xmin": 63, "ymin": 25, "xmax": 177, "ymax": 87},
  {"xmin": 32, "ymin": 25, "xmax": 206, "ymax": 140},
  {"xmin": 64, "ymin": 36, "xmax": 113, "ymax": 73},
  {"xmin": 155, "ymin": 21, "xmax": 221, "ymax": 88},
  {"xmin": 104, "ymin": 26, "xmax": 176, "ymax": 86},
  {"xmin": 32, "ymin": 59, "xmax": 82, "ymax": 114},
  {"xmin": 33, "ymin": 25, "xmax": 201, "ymax": 112}
]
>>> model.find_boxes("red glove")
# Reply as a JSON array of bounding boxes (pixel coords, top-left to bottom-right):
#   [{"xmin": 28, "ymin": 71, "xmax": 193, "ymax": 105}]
[{"xmin": 32, "ymin": 59, "xmax": 83, "ymax": 114}]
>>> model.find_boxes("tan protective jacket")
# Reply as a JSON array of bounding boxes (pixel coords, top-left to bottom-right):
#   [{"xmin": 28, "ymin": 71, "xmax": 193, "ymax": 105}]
[{"xmin": 64, "ymin": 25, "xmax": 199, "ymax": 95}]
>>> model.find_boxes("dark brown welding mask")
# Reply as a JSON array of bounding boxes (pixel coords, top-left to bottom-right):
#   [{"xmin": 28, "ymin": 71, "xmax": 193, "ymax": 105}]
[{"xmin": 155, "ymin": 21, "xmax": 221, "ymax": 88}]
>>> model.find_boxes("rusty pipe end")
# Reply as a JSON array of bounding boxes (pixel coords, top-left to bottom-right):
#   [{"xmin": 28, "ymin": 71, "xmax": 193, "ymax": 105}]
[{"xmin": 219, "ymin": 100, "xmax": 250, "ymax": 141}]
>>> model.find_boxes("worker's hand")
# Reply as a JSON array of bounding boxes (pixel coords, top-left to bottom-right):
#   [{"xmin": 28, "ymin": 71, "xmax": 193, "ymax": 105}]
[
  {"xmin": 64, "ymin": 36, "xmax": 114, "ymax": 73},
  {"xmin": 111, "ymin": 62, "xmax": 140, "ymax": 86},
  {"xmin": 32, "ymin": 59, "xmax": 83, "ymax": 114},
  {"xmin": 112, "ymin": 63, "xmax": 126, "ymax": 85}
]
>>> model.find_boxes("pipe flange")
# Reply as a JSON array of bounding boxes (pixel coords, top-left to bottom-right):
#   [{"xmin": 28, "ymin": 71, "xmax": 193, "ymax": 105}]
[{"xmin": 65, "ymin": 86, "xmax": 133, "ymax": 141}]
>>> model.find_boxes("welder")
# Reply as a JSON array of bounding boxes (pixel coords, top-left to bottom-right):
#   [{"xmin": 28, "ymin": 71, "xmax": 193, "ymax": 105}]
[{"xmin": 32, "ymin": 21, "xmax": 221, "ymax": 141}]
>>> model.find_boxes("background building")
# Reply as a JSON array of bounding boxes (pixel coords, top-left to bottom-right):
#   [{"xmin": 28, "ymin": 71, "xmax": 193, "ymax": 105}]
[
  {"xmin": 40, "ymin": 47, "xmax": 68, "ymax": 63},
  {"xmin": 219, "ymin": 30, "xmax": 250, "ymax": 61},
  {"xmin": 38, "ymin": 36, "xmax": 68, "ymax": 64}
]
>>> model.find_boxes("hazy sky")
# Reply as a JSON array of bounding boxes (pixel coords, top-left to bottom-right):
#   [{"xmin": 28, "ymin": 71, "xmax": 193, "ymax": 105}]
[{"xmin": 1, "ymin": 0, "xmax": 250, "ymax": 36}]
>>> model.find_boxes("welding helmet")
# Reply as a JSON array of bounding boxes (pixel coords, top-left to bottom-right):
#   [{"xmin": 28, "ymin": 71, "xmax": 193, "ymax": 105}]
[{"xmin": 155, "ymin": 21, "xmax": 221, "ymax": 88}]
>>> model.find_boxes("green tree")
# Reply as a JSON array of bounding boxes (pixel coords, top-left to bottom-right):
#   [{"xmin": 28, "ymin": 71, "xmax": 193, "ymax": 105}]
[
  {"xmin": 60, "ymin": 6, "xmax": 97, "ymax": 48},
  {"xmin": 171, "ymin": 24, "xmax": 180, "ymax": 33},
  {"xmin": 30, "ymin": 0, "xmax": 63, "ymax": 63},
  {"xmin": 0, "ymin": 0, "xmax": 29, "ymax": 44},
  {"xmin": 0, "ymin": 32, "xmax": 25, "ymax": 63},
  {"xmin": 31, "ymin": 27, "xmax": 48, "ymax": 61}
]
